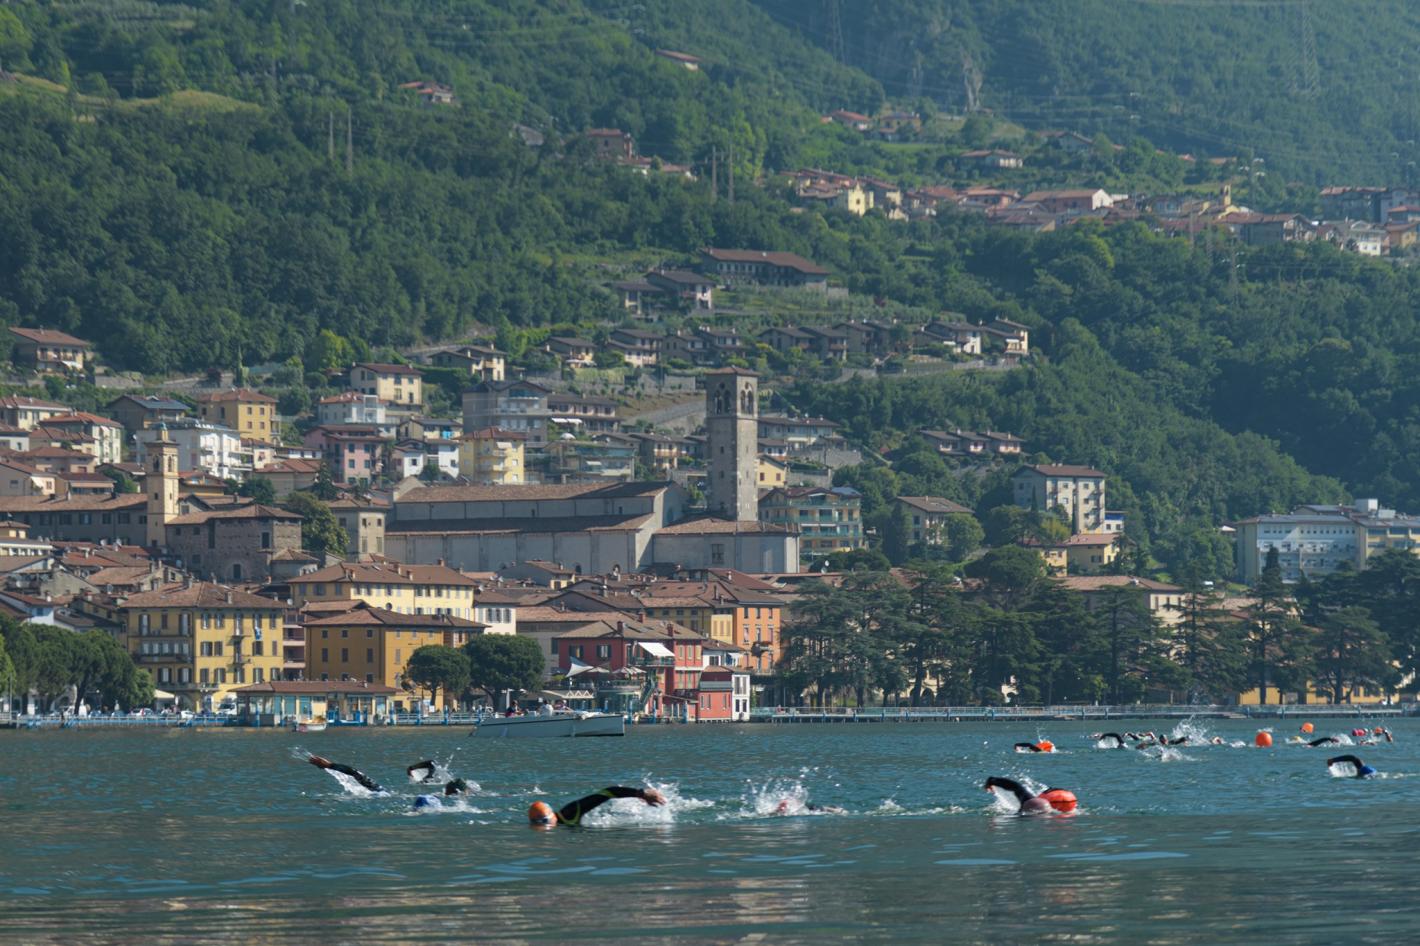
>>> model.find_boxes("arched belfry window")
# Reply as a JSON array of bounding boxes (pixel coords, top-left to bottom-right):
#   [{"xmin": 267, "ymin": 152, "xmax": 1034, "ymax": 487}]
[{"xmin": 741, "ymin": 385, "xmax": 755, "ymax": 414}]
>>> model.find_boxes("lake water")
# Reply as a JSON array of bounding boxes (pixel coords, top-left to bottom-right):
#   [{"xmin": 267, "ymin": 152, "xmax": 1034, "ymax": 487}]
[{"xmin": 2, "ymin": 718, "xmax": 1416, "ymax": 944}]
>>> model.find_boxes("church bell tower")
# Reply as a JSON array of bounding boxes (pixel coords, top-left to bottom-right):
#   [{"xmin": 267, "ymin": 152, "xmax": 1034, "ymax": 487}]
[
  {"xmin": 705, "ymin": 367, "xmax": 758, "ymax": 521},
  {"xmin": 146, "ymin": 425, "xmax": 180, "ymax": 549}
]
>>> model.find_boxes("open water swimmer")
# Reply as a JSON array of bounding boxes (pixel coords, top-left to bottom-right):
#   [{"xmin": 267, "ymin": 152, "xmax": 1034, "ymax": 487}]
[
  {"xmin": 527, "ymin": 786, "xmax": 666, "ymax": 827},
  {"xmin": 1013, "ymin": 740, "xmax": 1054, "ymax": 753},
  {"xmin": 1327, "ymin": 755, "xmax": 1377, "ymax": 778},
  {"xmin": 983, "ymin": 777, "xmax": 1076, "ymax": 815},
  {"xmin": 306, "ymin": 754, "xmax": 383, "ymax": 793},
  {"xmin": 413, "ymin": 778, "xmax": 472, "ymax": 810}
]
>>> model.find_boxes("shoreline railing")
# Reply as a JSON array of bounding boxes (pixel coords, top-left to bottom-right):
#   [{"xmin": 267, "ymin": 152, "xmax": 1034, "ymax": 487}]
[{"xmin": 748, "ymin": 703, "xmax": 1410, "ymax": 722}]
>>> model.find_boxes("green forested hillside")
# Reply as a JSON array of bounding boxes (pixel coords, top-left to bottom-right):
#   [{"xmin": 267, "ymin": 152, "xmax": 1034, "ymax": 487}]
[
  {"xmin": 8, "ymin": 0, "xmax": 1420, "ymax": 553},
  {"xmin": 756, "ymin": 0, "xmax": 1420, "ymax": 185}
]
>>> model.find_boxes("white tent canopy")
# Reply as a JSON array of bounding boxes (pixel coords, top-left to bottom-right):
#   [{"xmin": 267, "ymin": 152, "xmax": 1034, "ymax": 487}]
[{"xmin": 636, "ymin": 641, "xmax": 674, "ymax": 658}]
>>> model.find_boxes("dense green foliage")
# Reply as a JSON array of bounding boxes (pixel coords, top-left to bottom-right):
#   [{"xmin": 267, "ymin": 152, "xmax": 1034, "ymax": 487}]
[
  {"xmin": 283, "ymin": 492, "xmax": 347, "ymax": 557},
  {"xmin": 796, "ymin": 315, "xmax": 1343, "ymax": 579},
  {"xmin": 780, "ymin": 548, "xmax": 1420, "ymax": 707},
  {"xmin": 463, "ymin": 633, "xmax": 544, "ymax": 701},
  {"xmin": 10, "ymin": 0, "xmax": 1420, "ymax": 544},
  {"xmin": 404, "ymin": 644, "xmax": 471, "ymax": 707},
  {"xmin": 1, "ymin": 618, "xmax": 154, "ymax": 711},
  {"xmin": 758, "ymin": 0, "xmax": 1420, "ymax": 184}
]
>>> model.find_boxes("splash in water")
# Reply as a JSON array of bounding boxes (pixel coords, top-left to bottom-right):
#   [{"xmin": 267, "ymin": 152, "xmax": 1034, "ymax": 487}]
[
  {"xmin": 579, "ymin": 780, "xmax": 711, "ymax": 826},
  {"xmin": 737, "ymin": 776, "xmax": 809, "ymax": 817}
]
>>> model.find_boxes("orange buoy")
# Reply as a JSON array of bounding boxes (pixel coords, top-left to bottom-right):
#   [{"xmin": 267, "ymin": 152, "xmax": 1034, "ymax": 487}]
[
  {"xmin": 1039, "ymin": 788, "xmax": 1077, "ymax": 813},
  {"xmin": 1036, "ymin": 740, "xmax": 1055, "ymax": 753},
  {"xmin": 1300, "ymin": 722, "xmax": 1314, "ymax": 734},
  {"xmin": 1255, "ymin": 731, "xmax": 1273, "ymax": 748}
]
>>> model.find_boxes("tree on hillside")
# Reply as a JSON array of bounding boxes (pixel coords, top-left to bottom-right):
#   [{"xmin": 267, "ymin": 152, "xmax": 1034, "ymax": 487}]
[
  {"xmin": 405, "ymin": 645, "xmax": 471, "ymax": 709},
  {"xmin": 464, "ymin": 634, "xmax": 544, "ymax": 705},
  {"xmin": 283, "ymin": 492, "xmax": 347, "ymax": 558},
  {"xmin": 941, "ymin": 513, "xmax": 985, "ymax": 562},
  {"xmin": 238, "ymin": 476, "xmax": 276, "ymax": 504},
  {"xmin": 311, "ymin": 463, "xmax": 339, "ymax": 501}
]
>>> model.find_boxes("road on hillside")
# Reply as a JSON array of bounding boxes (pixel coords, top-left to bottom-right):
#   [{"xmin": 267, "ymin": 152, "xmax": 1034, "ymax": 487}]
[{"xmin": 626, "ymin": 396, "xmax": 704, "ymax": 434}]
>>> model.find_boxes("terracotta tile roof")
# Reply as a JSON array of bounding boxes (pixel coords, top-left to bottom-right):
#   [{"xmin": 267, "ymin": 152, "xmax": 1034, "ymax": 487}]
[
  {"xmin": 44, "ymin": 412, "xmax": 122, "ymax": 428},
  {"xmin": 167, "ymin": 503, "xmax": 301, "ymax": 525},
  {"xmin": 0, "ymin": 396, "xmax": 67, "ymax": 411},
  {"xmin": 289, "ymin": 561, "xmax": 478, "ymax": 587},
  {"xmin": 195, "ymin": 388, "xmax": 277, "ymax": 404},
  {"xmin": 84, "ymin": 566, "xmax": 159, "ymax": 587},
  {"xmin": 8, "ymin": 327, "xmax": 91, "ymax": 347},
  {"xmin": 353, "ymin": 362, "xmax": 422, "ymax": 376},
  {"xmin": 327, "ymin": 496, "xmax": 390, "ymax": 511},
  {"xmin": 898, "ymin": 496, "xmax": 974, "ymax": 516},
  {"xmin": 1018, "ymin": 464, "xmax": 1107, "ymax": 478},
  {"xmin": 1056, "ymin": 576, "xmax": 1181, "ymax": 593},
  {"xmin": 257, "ymin": 458, "xmax": 324, "ymax": 475},
  {"xmin": 389, "ymin": 514, "xmax": 652, "ymax": 536},
  {"xmin": 397, "ymin": 481, "xmax": 666, "ymax": 503},
  {"xmin": 122, "ymin": 581, "xmax": 285, "ymax": 609},
  {"xmin": 655, "ymin": 517, "xmax": 797, "ymax": 535},
  {"xmin": 701, "ymin": 248, "xmax": 828, "ymax": 275},
  {"xmin": 0, "ymin": 494, "xmax": 143, "ymax": 512},
  {"xmin": 302, "ymin": 602, "xmax": 483, "ymax": 628}
]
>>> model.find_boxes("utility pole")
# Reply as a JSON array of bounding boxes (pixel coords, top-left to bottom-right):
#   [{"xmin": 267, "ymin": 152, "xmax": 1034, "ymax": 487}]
[
  {"xmin": 728, "ymin": 143, "xmax": 735, "ymax": 205},
  {"xmin": 825, "ymin": 0, "xmax": 845, "ymax": 63},
  {"xmin": 710, "ymin": 145, "xmax": 718, "ymax": 202},
  {"xmin": 345, "ymin": 104, "xmax": 353, "ymax": 173},
  {"xmin": 327, "ymin": 111, "xmax": 335, "ymax": 163}
]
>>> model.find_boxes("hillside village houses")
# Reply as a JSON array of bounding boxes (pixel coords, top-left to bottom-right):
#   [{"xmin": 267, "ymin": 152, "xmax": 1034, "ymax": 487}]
[
  {"xmin": 18, "ymin": 99, "xmax": 1420, "ymax": 724},
  {"xmin": 16, "ymin": 139, "xmax": 1420, "ymax": 719},
  {"xmin": 8, "ymin": 327, "xmax": 92, "ymax": 373}
]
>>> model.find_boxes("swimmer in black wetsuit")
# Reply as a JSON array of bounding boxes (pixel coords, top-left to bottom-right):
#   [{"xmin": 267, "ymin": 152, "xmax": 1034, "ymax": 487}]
[
  {"xmin": 407, "ymin": 760, "xmax": 439, "ymax": 783},
  {"xmin": 1014, "ymin": 742, "xmax": 1047, "ymax": 752},
  {"xmin": 1327, "ymin": 754, "xmax": 1377, "ymax": 778},
  {"xmin": 983, "ymin": 776, "xmax": 1053, "ymax": 814},
  {"xmin": 527, "ymin": 786, "xmax": 665, "ymax": 827},
  {"xmin": 1307, "ymin": 736, "xmax": 1341, "ymax": 747},
  {"xmin": 1159, "ymin": 735, "xmax": 1189, "ymax": 746},
  {"xmin": 1092, "ymin": 732, "xmax": 1128, "ymax": 748},
  {"xmin": 413, "ymin": 778, "xmax": 472, "ymax": 810},
  {"xmin": 307, "ymin": 754, "xmax": 383, "ymax": 793}
]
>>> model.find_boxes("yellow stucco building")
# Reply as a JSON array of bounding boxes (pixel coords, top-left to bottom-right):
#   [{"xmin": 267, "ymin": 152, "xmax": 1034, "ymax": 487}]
[
  {"xmin": 288, "ymin": 560, "xmax": 477, "ymax": 619},
  {"xmin": 303, "ymin": 602, "xmax": 483, "ymax": 710},
  {"xmin": 123, "ymin": 581, "xmax": 287, "ymax": 711},
  {"xmin": 458, "ymin": 427, "xmax": 526, "ymax": 484},
  {"xmin": 195, "ymin": 389, "xmax": 278, "ymax": 440},
  {"xmin": 350, "ymin": 363, "xmax": 423, "ymax": 407}
]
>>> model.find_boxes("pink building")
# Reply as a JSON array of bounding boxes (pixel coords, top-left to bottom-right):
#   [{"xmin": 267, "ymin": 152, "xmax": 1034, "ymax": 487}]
[{"xmin": 303, "ymin": 424, "xmax": 385, "ymax": 485}]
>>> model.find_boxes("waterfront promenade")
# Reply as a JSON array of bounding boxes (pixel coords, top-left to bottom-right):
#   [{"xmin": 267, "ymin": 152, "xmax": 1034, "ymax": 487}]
[{"xmin": 3, "ymin": 703, "xmax": 1409, "ymax": 729}]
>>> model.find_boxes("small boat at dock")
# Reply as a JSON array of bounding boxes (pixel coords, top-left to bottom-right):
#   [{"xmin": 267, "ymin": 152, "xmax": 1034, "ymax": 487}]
[
  {"xmin": 472, "ymin": 711, "xmax": 625, "ymax": 738},
  {"xmin": 292, "ymin": 716, "xmax": 327, "ymax": 733}
]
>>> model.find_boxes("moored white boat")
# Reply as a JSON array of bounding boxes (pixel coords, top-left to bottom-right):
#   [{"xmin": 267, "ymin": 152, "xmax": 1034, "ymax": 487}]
[
  {"xmin": 472, "ymin": 711, "xmax": 625, "ymax": 738},
  {"xmin": 292, "ymin": 717, "xmax": 327, "ymax": 733}
]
